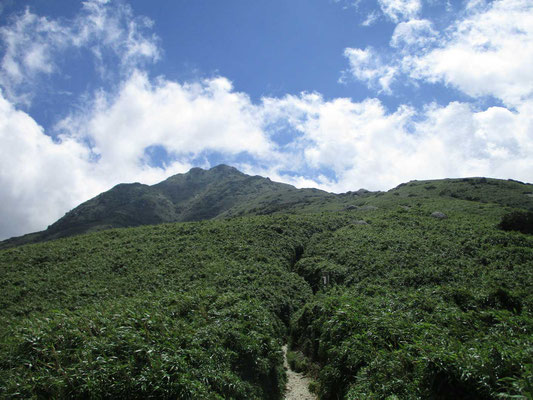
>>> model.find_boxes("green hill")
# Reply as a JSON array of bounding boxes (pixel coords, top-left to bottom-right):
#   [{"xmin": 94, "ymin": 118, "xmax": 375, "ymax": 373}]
[
  {"xmin": 6, "ymin": 166, "xmax": 532, "ymax": 251},
  {"xmin": 0, "ymin": 165, "xmax": 335, "ymax": 249},
  {"xmin": 0, "ymin": 168, "xmax": 532, "ymax": 399}
]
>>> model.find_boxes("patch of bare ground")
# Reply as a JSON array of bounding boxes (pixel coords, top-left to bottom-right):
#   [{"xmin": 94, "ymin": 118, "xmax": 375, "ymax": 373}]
[{"xmin": 283, "ymin": 345, "xmax": 317, "ymax": 400}]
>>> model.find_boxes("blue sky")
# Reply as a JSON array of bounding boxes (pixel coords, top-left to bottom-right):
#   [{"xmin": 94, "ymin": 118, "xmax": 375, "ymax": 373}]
[{"xmin": 0, "ymin": 0, "xmax": 532, "ymax": 239}]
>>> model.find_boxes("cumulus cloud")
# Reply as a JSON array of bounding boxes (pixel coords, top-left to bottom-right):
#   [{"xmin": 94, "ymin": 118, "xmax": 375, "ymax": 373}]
[
  {"xmin": 347, "ymin": 0, "xmax": 533, "ymax": 107},
  {"xmin": 390, "ymin": 19, "xmax": 437, "ymax": 50},
  {"xmin": 378, "ymin": 0, "xmax": 421, "ymax": 22},
  {"xmin": 56, "ymin": 71, "xmax": 276, "ymax": 179},
  {"xmin": 0, "ymin": 90, "xmax": 97, "ymax": 238},
  {"xmin": 343, "ymin": 47, "xmax": 397, "ymax": 93},
  {"xmin": 261, "ymin": 94, "xmax": 533, "ymax": 192},
  {"xmin": 0, "ymin": 0, "xmax": 159, "ymax": 104},
  {"xmin": 407, "ymin": 0, "xmax": 533, "ymax": 106}
]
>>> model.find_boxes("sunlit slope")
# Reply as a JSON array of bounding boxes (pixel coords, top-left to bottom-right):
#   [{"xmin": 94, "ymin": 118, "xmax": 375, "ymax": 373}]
[
  {"xmin": 380, "ymin": 177, "xmax": 533, "ymax": 210},
  {"xmin": 1, "ymin": 186, "xmax": 532, "ymax": 398},
  {"xmin": 0, "ymin": 215, "xmax": 330, "ymax": 399},
  {"xmin": 292, "ymin": 205, "xmax": 533, "ymax": 399}
]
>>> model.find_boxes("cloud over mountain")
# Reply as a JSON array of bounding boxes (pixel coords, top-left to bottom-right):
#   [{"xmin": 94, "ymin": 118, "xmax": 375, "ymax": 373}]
[{"xmin": 0, "ymin": 0, "xmax": 532, "ymax": 239}]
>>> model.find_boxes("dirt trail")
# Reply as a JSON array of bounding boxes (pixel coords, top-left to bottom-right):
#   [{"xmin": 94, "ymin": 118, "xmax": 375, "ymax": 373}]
[{"xmin": 283, "ymin": 345, "xmax": 317, "ymax": 400}]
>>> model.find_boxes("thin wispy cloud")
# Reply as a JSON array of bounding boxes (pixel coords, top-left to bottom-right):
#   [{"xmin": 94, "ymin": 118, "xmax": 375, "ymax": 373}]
[
  {"xmin": 0, "ymin": 0, "xmax": 159, "ymax": 105},
  {"xmin": 343, "ymin": 47, "xmax": 397, "ymax": 93}
]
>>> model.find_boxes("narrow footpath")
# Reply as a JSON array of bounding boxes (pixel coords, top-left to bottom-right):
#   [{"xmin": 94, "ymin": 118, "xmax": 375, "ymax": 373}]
[{"xmin": 283, "ymin": 345, "xmax": 317, "ymax": 400}]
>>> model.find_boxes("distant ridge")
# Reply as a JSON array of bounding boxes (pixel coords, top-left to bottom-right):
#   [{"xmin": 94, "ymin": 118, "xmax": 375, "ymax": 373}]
[
  {"xmin": 1, "ymin": 166, "xmax": 532, "ymax": 249},
  {"xmin": 0, "ymin": 165, "xmax": 334, "ymax": 248}
]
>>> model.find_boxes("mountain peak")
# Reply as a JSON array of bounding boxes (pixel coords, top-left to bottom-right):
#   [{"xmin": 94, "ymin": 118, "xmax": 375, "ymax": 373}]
[
  {"xmin": 162, "ymin": 164, "xmax": 244, "ymax": 183},
  {"xmin": 209, "ymin": 164, "xmax": 240, "ymax": 173},
  {"xmin": 0, "ymin": 165, "xmax": 332, "ymax": 248},
  {"xmin": 2, "ymin": 168, "xmax": 533, "ymax": 250}
]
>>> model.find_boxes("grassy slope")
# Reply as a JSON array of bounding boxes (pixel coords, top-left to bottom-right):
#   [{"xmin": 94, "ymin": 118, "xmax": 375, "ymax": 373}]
[
  {"xmin": 0, "ymin": 178, "xmax": 532, "ymax": 399},
  {"xmin": 285, "ymin": 178, "xmax": 533, "ymax": 399}
]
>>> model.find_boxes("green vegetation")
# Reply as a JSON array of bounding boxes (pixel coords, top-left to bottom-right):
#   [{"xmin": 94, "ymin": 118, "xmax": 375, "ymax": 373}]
[
  {"xmin": 499, "ymin": 211, "xmax": 533, "ymax": 234},
  {"xmin": 286, "ymin": 350, "xmax": 309, "ymax": 374},
  {"xmin": 291, "ymin": 207, "xmax": 532, "ymax": 399},
  {"xmin": 0, "ymin": 165, "xmax": 335, "ymax": 249},
  {"xmin": 0, "ymin": 216, "xmax": 326, "ymax": 398},
  {"xmin": 1, "ymin": 170, "xmax": 532, "ymax": 399}
]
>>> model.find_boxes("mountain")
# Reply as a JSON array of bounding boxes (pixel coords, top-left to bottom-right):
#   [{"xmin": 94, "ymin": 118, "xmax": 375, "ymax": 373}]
[
  {"xmin": 0, "ymin": 165, "xmax": 336, "ymax": 248},
  {"xmin": 2, "ymin": 166, "xmax": 533, "ymax": 251},
  {"xmin": 1, "ymin": 168, "xmax": 532, "ymax": 399}
]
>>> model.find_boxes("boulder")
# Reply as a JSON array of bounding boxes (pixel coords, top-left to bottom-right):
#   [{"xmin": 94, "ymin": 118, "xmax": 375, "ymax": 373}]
[{"xmin": 431, "ymin": 211, "xmax": 448, "ymax": 219}]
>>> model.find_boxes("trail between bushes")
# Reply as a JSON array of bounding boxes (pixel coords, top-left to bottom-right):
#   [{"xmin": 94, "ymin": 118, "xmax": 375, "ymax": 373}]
[{"xmin": 283, "ymin": 345, "xmax": 316, "ymax": 400}]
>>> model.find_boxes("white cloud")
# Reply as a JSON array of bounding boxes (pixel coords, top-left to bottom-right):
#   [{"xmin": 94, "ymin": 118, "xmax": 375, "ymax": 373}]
[
  {"xmin": 346, "ymin": 0, "xmax": 533, "ymax": 107},
  {"xmin": 391, "ymin": 19, "xmax": 437, "ymax": 50},
  {"xmin": 0, "ymin": 90, "xmax": 98, "ymax": 239},
  {"xmin": 76, "ymin": 0, "xmax": 159, "ymax": 71},
  {"xmin": 262, "ymin": 93, "xmax": 533, "ymax": 192},
  {"xmin": 406, "ymin": 0, "xmax": 533, "ymax": 106},
  {"xmin": 378, "ymin": 0, "xmax": 421, "ymax": 22},
  {"xmin": 343, "ymin": 47, "xmax": 397, "ymax": 93},
  {"xmin": 0, "ymin": 0, "xmax": 159, "ymax": 104},
  {"xmin": 56, "ymin": 71, "xmax": 275, "ymax": 179},
  {"xmin": 361, "ymin": 11, "xmax": 380, "ymax": 26},
  {"xmin": 0, "ymin": 10, "xmax": 69, "ymax": 103}
]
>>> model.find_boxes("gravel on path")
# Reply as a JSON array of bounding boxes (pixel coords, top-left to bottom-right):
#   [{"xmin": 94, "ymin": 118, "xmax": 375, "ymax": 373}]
[{"xmin": 283, "ymin": 345, "xmax": 317, "ymax": 400}]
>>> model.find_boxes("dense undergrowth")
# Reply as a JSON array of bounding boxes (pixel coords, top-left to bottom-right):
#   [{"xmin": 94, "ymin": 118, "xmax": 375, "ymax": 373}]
[
  {"xmin": 291, "ymin": 207, "xmax": 533, "ymax": 399},
  {"xmin": 0, "ymin": 215, "xmax": 343, "ymax": 399},
  {"xmin": 1, "ymin": 177, "xmax": 532, "ymax": 399}
]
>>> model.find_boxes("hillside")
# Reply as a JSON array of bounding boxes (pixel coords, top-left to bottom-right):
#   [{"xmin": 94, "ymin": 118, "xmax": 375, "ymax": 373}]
[
  {"xmin": 1, "ymin": 170, "xmax": 532, "ymax": 399},
  {"xmin": 0, "ymin": 165, "xmax": 335, "ymax": 249},
  {"xmin": 4, "ymin": 166, "xmax": 533, "ymax": 251}
]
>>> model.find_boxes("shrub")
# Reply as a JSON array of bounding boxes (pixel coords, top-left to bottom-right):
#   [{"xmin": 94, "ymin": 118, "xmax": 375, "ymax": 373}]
[
  {"xmin": 498, "ymin": 211, "xmax": 533, "ymax": 234},
  {"xmin": 286, "ymin": 350, "xmax": 308, "ymax": 373},
  {"xmin": 308, "ymin": 380, "xmax": 319, "ymax": 394}
]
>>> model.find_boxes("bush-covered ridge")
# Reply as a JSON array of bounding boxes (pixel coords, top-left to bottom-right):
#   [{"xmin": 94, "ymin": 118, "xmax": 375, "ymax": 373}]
[
  {"xmin": 4, "ymin": 168, "xmax": 532, "ymax": 250},
  {"xmin": 0, "ymin": 165, "xmax": 335, "ymax": 249},
  {"xmin": 1, "ymin": 173, "xmax": 532, "ymax": 399}
]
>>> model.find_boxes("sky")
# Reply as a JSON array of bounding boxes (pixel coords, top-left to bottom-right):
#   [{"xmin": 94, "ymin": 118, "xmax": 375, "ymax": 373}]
[{"xmin": 0, "ymin": 0, "xmax": 532, "ymax": 239}]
